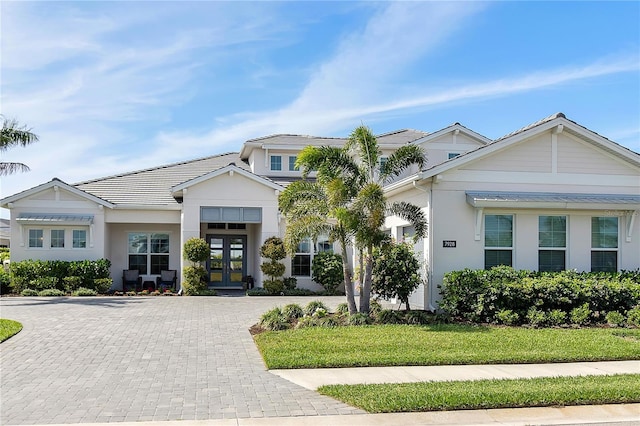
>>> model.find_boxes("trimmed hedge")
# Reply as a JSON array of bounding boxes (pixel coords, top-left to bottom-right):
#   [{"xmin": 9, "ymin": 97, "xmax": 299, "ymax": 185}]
[
  {"xmin": 439, "ymin": 266, "xmax": 640, "ymax": 326},
  {"xmin": 9, "ymin": 259, "xmax": 111, "ymax": 294}
]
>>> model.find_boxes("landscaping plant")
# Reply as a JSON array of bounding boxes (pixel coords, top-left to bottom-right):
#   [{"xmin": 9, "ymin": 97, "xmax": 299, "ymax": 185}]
[
  {"xmin": 372, "ymin": 240, "xmax": 422, "ymax": 311},
  {"xmin": 182, "ymin": 237, "xmax": 210, "ymax": 296},
  {"xmin": 260, "ymin": 236, "xmax": 286, "ymax": 294},
  {"xmin": 311, "ymin": 251, "xmax": 343, "ymax": 295}
]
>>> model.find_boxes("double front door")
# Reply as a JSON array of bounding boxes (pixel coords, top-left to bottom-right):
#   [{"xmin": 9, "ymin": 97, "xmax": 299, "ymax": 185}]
[{"xmin": 207, "ymin": 235, "xmax": 246, "ymax": 288}]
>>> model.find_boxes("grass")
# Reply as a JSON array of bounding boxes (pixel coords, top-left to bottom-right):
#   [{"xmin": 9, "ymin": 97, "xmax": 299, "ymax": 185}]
[
  {"xmin": 318, "ymin": 374, "xmax": 640, "ymax": 413},
  {"xmin": 254, "ymin": 324, "xmax": 640, "ymax": 369},
  {"xmin": 0, "ymin": 319, "xmax": 23, "ymax": 343}
]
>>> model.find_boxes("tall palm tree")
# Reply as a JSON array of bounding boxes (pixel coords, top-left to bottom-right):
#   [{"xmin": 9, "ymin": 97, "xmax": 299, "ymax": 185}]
[
  {"xmin": 279, "ymin": 125, "xmax": 428, "ymax": 313},
  {"xmin": 345, "ymin": 125, "xmax": 427, "ymax": 313},
  {"xmin": 1, "ymin": 117, "xmax": 39, "ymax": 176},
  {"xmin": 279, "ymin": 146, "xmax": 360, "ymax": 314}
]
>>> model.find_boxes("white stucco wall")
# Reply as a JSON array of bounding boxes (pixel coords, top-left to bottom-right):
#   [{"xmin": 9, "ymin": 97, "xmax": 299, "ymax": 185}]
[{"xmin": 7, "ymin": 187, "xmax": 107, "ymax": 262}]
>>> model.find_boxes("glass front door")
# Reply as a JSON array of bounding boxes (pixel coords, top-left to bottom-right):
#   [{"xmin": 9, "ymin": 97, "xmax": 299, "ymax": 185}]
[{"xmin": 207, "ymin": 235, "xmax": 246, "ymax": 288}]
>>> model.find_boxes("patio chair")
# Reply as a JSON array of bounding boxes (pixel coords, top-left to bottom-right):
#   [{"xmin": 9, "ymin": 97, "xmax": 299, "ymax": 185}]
[
  {"xmin": 156, "ymin": 269, "xmax": 177, "ymax": 291},
  {"xmin": 122, "ymin": 269, "xmax": 142, "ymax": 292}
]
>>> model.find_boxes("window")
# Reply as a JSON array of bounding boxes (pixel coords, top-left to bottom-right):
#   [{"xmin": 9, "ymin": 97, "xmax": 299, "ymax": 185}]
[
  {"xmin": 51, "ymin": 230, "xmax": 65, "ymax": 248},
  {"xmin": 484, "ymin": 214, "xmax": 513, "ymax": 268},
  {"xmin": 448, "ymin": 153, "xmax": 460, "ymax": 159},
  {"xmin": 379, "ymin": 156, "xmax": 388, "ymax": 170},
  {"xmin": 270, "ymin": 155, "xmax": 282, "ymax": 171},
  {"xmin": 591, "ymin": 217, "xmax": 618, "ymax": 272},
  {"xmin": 73, "ymin": 230, "xmax": 87, "ymax": 248},
  {"xmin": 28, "ymin": 229, "xmax": 43, "ymax": 248},
  {"xmin": 538, "ymin": 216, "xmax": 566, "ymax": 272},
  {"xmin": 291, "ymin": 235, "xmax": 333, "ymax": 277},
  {"xmin": 289, "ymin": 156, "xmax": 298, "ymax": 171},
  {"xmin": 128, "ymin": 233, "xmax": 170, "ymax": 275},
  {"xmin": 292, "ymin": 238, "xmax": 312, "ymax": 276}
]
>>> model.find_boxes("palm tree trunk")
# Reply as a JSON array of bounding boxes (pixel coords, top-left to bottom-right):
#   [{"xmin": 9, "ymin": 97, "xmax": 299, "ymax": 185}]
[
  {"xmin": 339, "ymin": 242, "xmax": 357, "ymax": 314},
  {"xmin": 359, "ymin": 247, "xmax": 373, "ymax": 313}
]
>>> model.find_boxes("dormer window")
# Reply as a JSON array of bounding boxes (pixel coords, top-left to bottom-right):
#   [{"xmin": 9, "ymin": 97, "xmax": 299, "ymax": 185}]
[{"xmin": 270, "ymin": 155, "xmax": 282, "ymax": 171}]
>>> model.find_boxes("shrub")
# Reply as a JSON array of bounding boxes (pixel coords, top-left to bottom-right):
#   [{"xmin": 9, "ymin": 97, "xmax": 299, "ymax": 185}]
[
  {"xmin": 38, "ymin": 288, "xmax": 65, "ymax": 297},
  {"xmin": 0, "ymin": 269, "xmax": 11, "ymax": 294},
  {"xmin": 526, "ymin": 307, "xmax": 547, "ymax": 327},
  {"xmin": 93, "ymin": 278, "xmax": 113, "ymax": 294},
  {"xmin": 283, "ymin": 277, "xmax": 297, "ymax": 290},
  {"xmin": 263, "ymin": 279, "xmax": 284, "ymax": 295},
  {"xmin": 606, "ymin": 311, "xmax": 626, "ymax": 327},
  {"xmin": 547, "ymin": 309, "xmax": 568, "ymax": 327},
  {"xmin": 63, "ymin": 276, "xmax": 82, "ymax": 293},
  {"xmin": 30, "ymin": 276, "xmax": 59, "ymax": 291},
  {"xmin": 246, "ymin": 288, "xmax": 270, "ymax": 296},
  {"xmin": 0, "ymin": 247, "xmax": 9, "ymax": 263},
  {"xmin": 335, "ymin": 303, "xmax": 350, "ymax": 316},
  {"xmin": 10, "ymin": 259, "xmax": 111, "ymax": 292},
  {"xmin": 21, "ymin": 288, "xmax": 38, "ymax": 296},
  {"xmin": 570, "ymin": 303, "xmax": 592, "ymax": 326},
  {"xmin": 372, "ymin": 241, "xmax": 422, "ymax": 310},
  {"xmin": 376, "ymin": 309, "xmax": 403, "ymax": 324},
  {"xmin": 295, "ymin": 315, "xmax": 316, "ymax": 329},
  {"xmin": 260, "ymin": 307, "xmax": 290, "ymax": 331},
  {"xmin": 404, "ymin": 310, "xmax": 432, "ymax": 325},
  {"xmin": 260, "ymin": 237, "xmax": 286, "ymax": 285},
  {"xmin": 347, "ymin": 313, "xmax": 371, "ymax": 326},
  {"xmin": 495, "ymin": 309, "xmax": 520, "ymax": 326},
  {"xmin": 183, "ymin": 237, "xmax": 209, "ymax": 264},
  {"xmin": 73, "ymin": 287, "xmax": 97, "ymax": 297},
  {"xmin": 182, "ymin": 265, "xmax": 209, "ymax": 296},
  {"xmin": 369, "ymin": 299, "xmax": 383, "ymax": 316},
  {"xmin": 439, "ymin": 267, "xmax": 640, "ymax": 325},
  {"xmin": 304, "ymin": 300, "xmax": 328, "ymax": 316},
  {"xmin": 626, "ymin": 306, "xmax": 640, "ymax": 327},
  {"xmin": 316, "ymin": 316, "xmax": 339, "ymax": 328},
  {"xmin": 282, "ymin": 304, "xmax": 304, "ymax": 321},
  {"xmin": 311, "ymin": 252, "xmax": 343, "ymax": 295}
]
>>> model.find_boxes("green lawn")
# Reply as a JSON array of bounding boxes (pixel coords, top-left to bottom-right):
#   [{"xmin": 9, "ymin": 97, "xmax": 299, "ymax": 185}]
[
  {"xmin": 318, "ymin": 374, "xmax": 640, "ymax": 413},
  {"xmin": 0, "ymin": 319, "xmax": 23, "ymax": 342},
  {"xmin": 254, "ymin": 324, "xmax": 640, "ymax": 369}
]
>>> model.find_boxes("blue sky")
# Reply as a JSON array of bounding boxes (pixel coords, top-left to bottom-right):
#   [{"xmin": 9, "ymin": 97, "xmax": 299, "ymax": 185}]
[{"xmin": 1, "ymin": 1, "xmax": 639, "ymax": 215}]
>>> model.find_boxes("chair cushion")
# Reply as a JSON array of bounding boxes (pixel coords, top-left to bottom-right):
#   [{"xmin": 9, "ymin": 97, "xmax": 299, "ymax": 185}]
[
  {"xmin": 124, "ymin": 270, "xmax": 139, "ymax": 280},
  {"xmin": 161, "ymin": 270, "xmax": 176, "ymax": 281}
]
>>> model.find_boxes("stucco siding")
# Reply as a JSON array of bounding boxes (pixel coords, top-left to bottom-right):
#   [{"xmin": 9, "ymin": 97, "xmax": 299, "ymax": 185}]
[{"xmin": 107, "ymin": 223, "xmax": 181, "ymax": 290}]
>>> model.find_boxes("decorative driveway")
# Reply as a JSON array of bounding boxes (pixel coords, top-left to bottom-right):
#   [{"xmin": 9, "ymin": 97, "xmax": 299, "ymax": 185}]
[{"xmin": 0, "ymin": 296, "xmax": 363, "ymax": 424}]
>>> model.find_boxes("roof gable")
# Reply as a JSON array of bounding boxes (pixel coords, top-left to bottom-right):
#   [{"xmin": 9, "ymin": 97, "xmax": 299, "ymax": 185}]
[
  {"xmin": 419, "ymin": 114, "xmax": 640, "ymax": 180},
  {"xmin": 0, "ymin": 178, "xmax": 114, "ymax": 208},
  {"xmin": 171, "ymin": 163, "xmax": 284, "ymax": 195}
]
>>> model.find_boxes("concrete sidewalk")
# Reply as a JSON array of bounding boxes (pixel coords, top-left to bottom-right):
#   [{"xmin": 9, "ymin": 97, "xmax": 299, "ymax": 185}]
[
  {"xmin": 23, "ymin": 403, "xmax": 640, "ymax": 425},
  {"xmin": 270, "ymin": 360, "xmax": 640, "ymax": 390}
]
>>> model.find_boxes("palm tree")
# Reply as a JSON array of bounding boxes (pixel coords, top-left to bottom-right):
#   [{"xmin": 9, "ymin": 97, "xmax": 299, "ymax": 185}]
[
  {"xmin": 279, "ymin": 146, "xmax": 360, "ymax": 314},
  {"xmin": 345, "ymin": 125, "xmax": 427, "ymax": 313},
  {"xmin": 1, "ymin": 117, "xmax": 39, "ymax": 176},
  {"xmin": 280, "ymin": 125, "xmax": 428, "ymax": 313}
]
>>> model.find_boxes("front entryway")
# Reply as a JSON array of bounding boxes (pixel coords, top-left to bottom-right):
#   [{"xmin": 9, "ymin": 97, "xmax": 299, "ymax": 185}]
[{"xmin": 207, "ymin": 235, "xmax": 246, "ymax": 288}]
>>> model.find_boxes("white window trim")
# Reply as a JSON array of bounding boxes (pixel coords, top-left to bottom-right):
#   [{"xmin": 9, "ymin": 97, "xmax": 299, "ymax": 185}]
[
  {"xmin": 270, "ymin": 155, "xmax": 282, "ymax": 171},
  {"xmin": 50, "ymin": 229, "xmax": 65, "ymax": 249},
  {"xmin": 127, "ymin": 232, "xmax": 171, "ymax": 276},
  {"xmin": 538, "ymin": 215, "xmax": 567, "ymax": 272},
  {"xmin": 484, "ymin": 214, "xmax": 514, "ymax": 268}
]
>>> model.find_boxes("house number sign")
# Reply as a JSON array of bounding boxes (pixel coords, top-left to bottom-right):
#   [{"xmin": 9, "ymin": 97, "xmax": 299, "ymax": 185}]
[{"xmin": 443, "ymin": 240, "xmax": 457, "ymax": 248}]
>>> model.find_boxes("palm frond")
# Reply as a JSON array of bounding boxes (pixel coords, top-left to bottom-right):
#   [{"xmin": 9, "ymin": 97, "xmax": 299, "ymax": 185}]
[
  {"xmin": 388, "ymin": 201, "xmax": 428, "ymax": 238},
  {"xmin": 1, "ymin": 117, "xmax": 39, "ymax": 150},
  {"xmin": 0, "ymin": 162, "xmax": 30, "ymax": 176},
  {"xmin": 380, "ymin": 145, "xmax": 427, "ymax": 183}
]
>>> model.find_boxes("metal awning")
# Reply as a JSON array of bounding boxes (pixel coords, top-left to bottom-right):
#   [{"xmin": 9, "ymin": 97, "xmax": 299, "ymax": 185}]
[
  {"xmin": 466, "ymin": 191, "xmax": 640, "ymax": 210},
  {"xmin": 16, "ymin": 213, "xmax": 94, "ymax": 225}
]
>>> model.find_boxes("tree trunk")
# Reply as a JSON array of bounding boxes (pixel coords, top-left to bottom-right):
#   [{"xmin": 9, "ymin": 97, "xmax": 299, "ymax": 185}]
[
  {"xmin": 403, "ymin": 297, "xmax": 411, "ymax": 312},
  {"xmin": 340, "ymin": 243, "xmax": 357, "ymax": 314},
  {"xmin": 359, "ymin": 248, "xmax": 373, "ymax": 313}
]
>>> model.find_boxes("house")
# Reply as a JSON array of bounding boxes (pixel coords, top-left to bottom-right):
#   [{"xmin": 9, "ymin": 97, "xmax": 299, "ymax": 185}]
[{"xmin": 1, "ymin": 113, "xmax": 638, "ymax": 309}]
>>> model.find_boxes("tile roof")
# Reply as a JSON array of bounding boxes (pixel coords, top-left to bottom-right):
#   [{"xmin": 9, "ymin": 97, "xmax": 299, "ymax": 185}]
[{"xmin": 75, "ymin": 153, "xmax": 247, "ymax": 206}]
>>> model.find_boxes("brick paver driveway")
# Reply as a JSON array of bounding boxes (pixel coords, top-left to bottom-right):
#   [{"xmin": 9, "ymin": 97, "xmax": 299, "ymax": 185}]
[{"xmin": 0, "ymin": 296, "xmax": 363, "ymax": 424}]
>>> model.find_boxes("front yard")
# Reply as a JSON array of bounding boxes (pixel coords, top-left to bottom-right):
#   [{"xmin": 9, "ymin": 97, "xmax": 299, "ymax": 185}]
[{"xmin": 254, "ymin": 324, "xmax": 640, "ymax": 369}]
